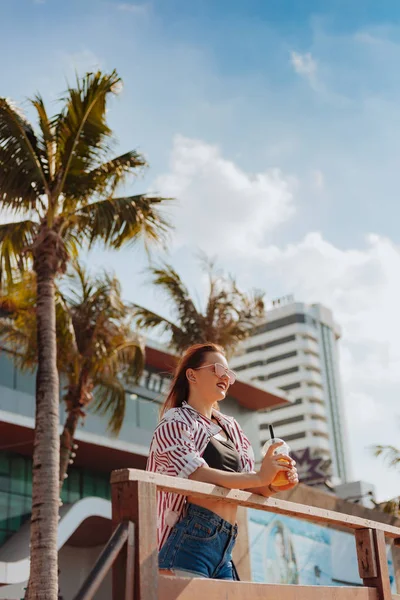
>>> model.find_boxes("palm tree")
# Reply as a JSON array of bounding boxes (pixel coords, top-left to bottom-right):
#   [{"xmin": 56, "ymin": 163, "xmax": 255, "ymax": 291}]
[
  {"xmin": 373, "ymin": 444, "xmax": 400, "ymax": 470},
  {"xmin": 133, "ymin": 258, "xmax": 265, "ymax": 357},
  {"xmin": 0, "ymin": 262, "xmax": 145, "ymax": 489},
  {"xmin": 372, "ymin": 444, "xmax": 400, "ymax": 516},
  {"xmin": 0, "ymin": 71, "xmax": 169, "ymax": 599}
]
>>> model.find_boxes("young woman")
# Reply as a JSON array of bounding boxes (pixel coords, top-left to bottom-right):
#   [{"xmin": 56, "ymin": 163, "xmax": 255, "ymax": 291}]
[{"xmin": 146, "ymin": 343, "xmax": 299, "ymax": 580}]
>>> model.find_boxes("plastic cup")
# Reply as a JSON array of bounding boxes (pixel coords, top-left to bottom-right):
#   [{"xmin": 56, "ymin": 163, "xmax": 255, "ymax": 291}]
[{"xmin": 261, "ymin": 437, "xmax": 291, "ymax": 487}]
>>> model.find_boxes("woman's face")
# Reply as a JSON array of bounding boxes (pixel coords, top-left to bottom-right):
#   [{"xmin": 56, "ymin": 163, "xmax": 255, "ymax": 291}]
[{"xmin": 187, "ymin": 351, "xmax": 233, "ymax": 402}]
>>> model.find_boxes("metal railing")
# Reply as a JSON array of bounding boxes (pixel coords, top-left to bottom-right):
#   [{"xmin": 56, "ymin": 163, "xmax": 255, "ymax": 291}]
[{"xmin": 73, "ymin": 521, "xmax": 134, "ymax": 600}]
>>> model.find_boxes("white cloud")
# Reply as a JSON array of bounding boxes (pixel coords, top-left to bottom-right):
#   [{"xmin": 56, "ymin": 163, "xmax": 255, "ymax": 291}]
[
  {"xmin": 290, "ymin": 51, "xmax": 317, "ymax": 84},
  {"xmin": 257, "ymin": 232, "xmax": 400, "ymax": 500},
  {"xmin": 153, "ymin": 135, "xmax": 296, "ymax": 255}
]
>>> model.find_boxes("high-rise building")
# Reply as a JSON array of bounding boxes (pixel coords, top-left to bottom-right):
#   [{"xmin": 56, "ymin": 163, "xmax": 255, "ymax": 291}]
[{"xmin": 231, "ymin": 300, "xmax": 350, "ymax": 484}]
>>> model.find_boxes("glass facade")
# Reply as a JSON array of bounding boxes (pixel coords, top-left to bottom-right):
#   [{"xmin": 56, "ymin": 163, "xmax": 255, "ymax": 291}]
[
  {"xmin": 0, "ymin": 349, "xmax": 36, "ymax": 396},
  {"xmin": 0, "ymin": 450, "xmax": 111, "ymax": 547}
]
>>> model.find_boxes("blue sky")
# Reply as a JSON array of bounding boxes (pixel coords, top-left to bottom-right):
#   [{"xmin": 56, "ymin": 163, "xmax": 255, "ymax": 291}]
[{"xmin": 1, "ymin": 0, "xmax": 400, "ymax": 501}]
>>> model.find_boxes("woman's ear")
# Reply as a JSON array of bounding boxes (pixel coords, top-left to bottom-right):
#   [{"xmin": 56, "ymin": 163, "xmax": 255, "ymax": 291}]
[{"xmin": 186, "ymin": 368, "xmax": 196, "ymax": 383}]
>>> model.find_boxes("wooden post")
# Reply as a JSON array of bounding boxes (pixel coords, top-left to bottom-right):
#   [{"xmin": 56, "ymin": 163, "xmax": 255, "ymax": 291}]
[
  {"xmin": 391, "ymin": 540, "xmax": 400, "ymax": 594},
  {"xmin": 112, "ymin": 477, "xmax": 158, "ymax": 600},
  {"xmin": 232, "ymin": 506, "xmax": 251, "ymax": 581},
  {"xmin": 356, "ymin": 528, "xmax": 392, "ymax": 600}
]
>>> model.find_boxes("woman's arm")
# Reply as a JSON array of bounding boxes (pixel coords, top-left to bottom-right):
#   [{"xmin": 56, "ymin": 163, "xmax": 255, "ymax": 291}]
[
  {"xmin": 189, "ymin": 441, "xmax": 295, "ymax": 490},
  {"xmin": 189, "ymin": 466, "xmax": 265, "ymax": 489}
]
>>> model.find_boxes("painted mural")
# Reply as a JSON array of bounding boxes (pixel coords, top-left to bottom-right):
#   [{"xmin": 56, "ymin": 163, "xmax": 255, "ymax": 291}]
[{"xmin": 248, "ymin": 508, "xmax": 396, "ymax": 591}]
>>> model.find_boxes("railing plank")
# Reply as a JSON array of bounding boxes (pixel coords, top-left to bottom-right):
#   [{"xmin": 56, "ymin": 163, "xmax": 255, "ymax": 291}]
[
  {"xmin": 111, "ymin": 469, "xmax": 400, "ymax": 541},
  {"xmin": 158, "ymin": 577, "xmax": 379, "ymax": 600}
]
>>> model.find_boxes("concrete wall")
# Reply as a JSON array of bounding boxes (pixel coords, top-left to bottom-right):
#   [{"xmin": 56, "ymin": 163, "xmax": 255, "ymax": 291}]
[{"xmin": 0, "ymin": 545, "xmax": 111, "ymax": 600}]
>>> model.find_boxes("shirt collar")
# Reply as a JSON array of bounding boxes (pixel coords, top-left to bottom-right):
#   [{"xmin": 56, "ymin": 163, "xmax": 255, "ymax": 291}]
[{"xmin": 182, "ymin": 401, "xmax": 230, "ymax": 435}]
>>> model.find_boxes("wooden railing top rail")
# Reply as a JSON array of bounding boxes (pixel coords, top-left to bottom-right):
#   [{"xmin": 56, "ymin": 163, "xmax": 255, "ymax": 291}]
[{"xmin": 111, "ymin": 469, "xmax": 400, "ymax": 541}]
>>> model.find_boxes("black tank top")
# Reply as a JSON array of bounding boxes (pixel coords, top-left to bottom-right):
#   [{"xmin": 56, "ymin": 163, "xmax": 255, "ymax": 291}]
[{"xmin": 202, "ymin": 428, "xmax": 241, "ymax": 473}]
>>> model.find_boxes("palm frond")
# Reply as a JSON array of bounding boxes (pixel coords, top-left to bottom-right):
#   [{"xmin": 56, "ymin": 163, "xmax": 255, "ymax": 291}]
[
  {"xmin": 133, "ymin": 258, "xmax": 265, "ymax": 355},
  {"xmin": 132, "ymin": 304, "xmax": 182, "ymax": 338},
  {"xmin": 70, "ymin": 194, "xmax": 171, "ymax": 249},
  {"xmin": 150, "ymin": 264, "xmax": 201, "ymax": 326},
  {"xmin": 102, "ymin": 338, "xmax": 145, "ymax": 382},
  {"xmin": 0, "ymin": 219, "xmax": 38, "ymax": 283},
  {"xmin": 92, "ymin": 375, "xmax": 127, "ymax": 435},
  {"xmin": 0, "ymin": 272, "xmax": 38, "ymax": 370},
  {"xmin": 55, "ymin": 70, "xmax": 121, "ymax": 200},
  {"xmin": 64, "ymin": 150, "xmax": 147, "ymax": 204},
  {"xmin": 372, "ymin": 444, "xmax": 400, "ymax": 469},
  {"xmin": 30, "ymin": 94, "xmax": 56, "ymax": 180},
  {"xmin": 0, "ymin": 98, "xmax": 47, "ymax": 210}
]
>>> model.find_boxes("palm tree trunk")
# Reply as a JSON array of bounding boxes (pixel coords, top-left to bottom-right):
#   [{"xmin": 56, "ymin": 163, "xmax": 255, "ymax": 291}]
[
  {"xmin": 27, "ymin": 266, "xmax": 60, "ymax": 600},
  {"xmin": 59, "ymin": 409, "xmax": 80, "ymax": 491}
]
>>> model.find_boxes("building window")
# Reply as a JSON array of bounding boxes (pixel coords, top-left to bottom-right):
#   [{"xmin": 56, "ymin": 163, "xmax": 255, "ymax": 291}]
[
  {"xmin": 235, "ymin": 360, "xmax": 264, "ymax": 372},
  {"xmin": 252, "ymin": 313, "xmax": 319, "ymax": 336},
  {"xmin": 245, "ymin": 334, "xmax": 296, "ymax": 354},
  {"xmin": 0, "ymin": 451, "xmax": 110, "ymax": 547},
  {"xmin": 268, "ymin": 366, "xmax": 299, "ymax": 380},
  {"xmin": 235, "ymin": 351, "xmax": 297, "ymax": 372},
  {"xmin": 260, "ymin": 414, "xmax": 304, "ymax": 429},
  {"xmin": 265, "ymin": 398, "xmax": 303, "ymax": 412},
  {"xmin": 310, "ymin": 414, "xmax": 327, "ymax": 422},
  {"xmin": 280, "ymin": 382, "xmax": 301, "ymax": 391},
  {"xmin": 312, "ymin": 431, "xmax": 329, "ymax": 439},
  {"xmin": 261, "ymin": 431, "xmax": 306, "ymax": 445},
  {"xmin": 267, "ymin": 351, "xmax": 297, "ymax": 364}
]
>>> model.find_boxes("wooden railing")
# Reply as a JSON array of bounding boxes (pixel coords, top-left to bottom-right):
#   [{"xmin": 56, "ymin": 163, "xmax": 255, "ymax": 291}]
[{"xmin": 109, "ymin": 468, "xmax": 400, "ymax": 600}]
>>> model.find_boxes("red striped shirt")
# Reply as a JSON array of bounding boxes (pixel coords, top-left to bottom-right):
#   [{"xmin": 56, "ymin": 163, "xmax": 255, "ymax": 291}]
[{"xmin": 146, "ymin": 401, "xmax": 255, "ymax": 549}]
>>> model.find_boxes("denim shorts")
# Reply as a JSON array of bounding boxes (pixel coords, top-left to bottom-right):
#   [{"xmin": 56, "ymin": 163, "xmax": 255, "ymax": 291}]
[{"xmin": 158, "ymin": 503, "xmax": 239, "ymax": 580}]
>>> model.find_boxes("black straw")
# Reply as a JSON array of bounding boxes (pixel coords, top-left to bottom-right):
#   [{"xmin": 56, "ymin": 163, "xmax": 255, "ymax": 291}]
[{"xmin": 269, "ymin": 424, "xmax": 275, "ymax": 441}]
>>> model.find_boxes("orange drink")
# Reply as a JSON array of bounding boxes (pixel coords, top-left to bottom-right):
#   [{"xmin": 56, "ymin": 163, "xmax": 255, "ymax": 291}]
[{"xmin": 261, "ymin": 438, "xmax": 291, "ymax": 488}]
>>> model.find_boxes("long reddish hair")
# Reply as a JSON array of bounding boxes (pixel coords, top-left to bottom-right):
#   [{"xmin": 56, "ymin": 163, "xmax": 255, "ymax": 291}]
[{"xmin": 160, "ymin": 343, "xmax": 225, "ymax": 417}]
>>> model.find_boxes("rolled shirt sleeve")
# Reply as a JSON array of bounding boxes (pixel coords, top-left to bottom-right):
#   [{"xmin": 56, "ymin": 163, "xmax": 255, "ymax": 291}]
[{"xmin": 154, "ymin": 418, "xmax": 207, "ymax": 479}]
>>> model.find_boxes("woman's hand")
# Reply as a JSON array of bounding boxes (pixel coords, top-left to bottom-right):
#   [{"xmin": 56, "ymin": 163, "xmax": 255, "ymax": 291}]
[
  {"xmin": 269, "ymin": 467, "xmax": 299, "ymax": 493},
  {"xmin": 256, "ymin": 441, "xmax": 296, "ymax": 487}
]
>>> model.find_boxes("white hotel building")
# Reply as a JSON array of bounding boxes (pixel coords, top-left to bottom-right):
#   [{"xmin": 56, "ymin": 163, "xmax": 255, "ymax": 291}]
[{"xmin": 231, "ymin": 300, "xmax": 350, "ymax": 483}]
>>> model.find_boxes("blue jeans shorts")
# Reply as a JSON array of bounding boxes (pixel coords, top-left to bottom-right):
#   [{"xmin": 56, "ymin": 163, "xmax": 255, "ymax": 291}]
[{"xmin": 159, "ymin": 503, "xmax": 239, "ymax": 580}]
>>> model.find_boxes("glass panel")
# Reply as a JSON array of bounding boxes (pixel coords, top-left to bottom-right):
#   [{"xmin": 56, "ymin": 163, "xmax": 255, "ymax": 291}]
[
  {"xmin": 25, "ymin": 463, "xmax": 32, "ymax": 497},
  {"xmin": 0, "ymin": 491, "xmax": 9, "ymax": 529},
  {"xmin": 8, "ymin": 494, "xmax": 27, "ymax": 531},
  {"xmin": 10, "ymin": 456, "xmax": 26, "ymax": 494},
  {"xmin": 15, "ymin": 368, "xmax": 36, "ymax": 395},
  {"xmin": 0, "ymin": 453, "xmax": 10, "ymax": 475},
  {"xmin": 0, "ymin": 352, "xmax": 15, "ymax": 389},
  {"xmin": 126, "ymin": 393, "xmax": 139, "ymax": 427},
  {"xmin": 83, "ymin": 472, "xmax": 96, "ymax": 496},
  {"xmin": 94, "ymin": 477, "xmax": 109, "ymax": 499},
  {"xmin": 0, "ymin": 529, "xmax": 9, "ymax": 546},
  {"xmin": 66, "ymin": 469, "xmax": 81, "ymax": 504},
  {"xmin": 0, "ymin": 474, "xmax": 10, "ymax": 493},
  {"xmin": 138, "ymin": 398, "xmax": 159, "ymax": 431}
]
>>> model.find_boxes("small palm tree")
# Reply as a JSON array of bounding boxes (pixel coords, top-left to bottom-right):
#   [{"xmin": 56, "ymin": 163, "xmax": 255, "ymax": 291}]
[
  {"xmin": 0, "ymin": 70, "xmax": 169, "ymax": 599},
  {"xmin": 133, "ymin": 258, "xmax": 265, "ymax": 357},
  {"xmin": 372, "ymin": 444, "xmax": 400, "ymax": 516},
  {"xmin": 0, "ymin": 263, "xmax": 144, "ymax": 489}
]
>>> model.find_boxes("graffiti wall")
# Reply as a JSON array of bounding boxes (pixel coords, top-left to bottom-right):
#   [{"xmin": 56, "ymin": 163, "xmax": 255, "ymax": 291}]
[{"xmin": 248, "ymin": 508, "xmax": 396, "ymax": 590}]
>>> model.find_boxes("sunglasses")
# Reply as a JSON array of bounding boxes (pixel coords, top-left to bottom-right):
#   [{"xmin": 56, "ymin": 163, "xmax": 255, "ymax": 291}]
[{"xmin": 194, "ymin": 362, "xmax": 237, "ymax": 386}]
